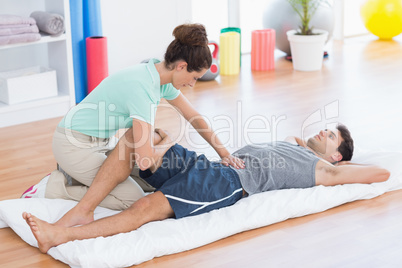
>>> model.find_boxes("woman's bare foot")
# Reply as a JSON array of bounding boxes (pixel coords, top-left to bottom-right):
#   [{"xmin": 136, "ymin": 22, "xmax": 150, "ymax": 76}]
[
  {"xmin": 54, "ymin": 205, "xmax": 94, "ymax": 227},
  {"xmin": 22, "ymin": 212, "xmax": 68, "ymax": 253}
]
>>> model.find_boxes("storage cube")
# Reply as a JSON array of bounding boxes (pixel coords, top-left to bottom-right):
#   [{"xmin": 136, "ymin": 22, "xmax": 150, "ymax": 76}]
[{"xmin": 0, "ymin": 66, "xmax": 58, "ymax": 105}]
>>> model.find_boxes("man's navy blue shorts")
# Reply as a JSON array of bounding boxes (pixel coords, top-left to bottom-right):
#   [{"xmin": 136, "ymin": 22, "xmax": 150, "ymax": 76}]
[{"xmin": 139, "ymin": 144, "xmax": 243, "ymax": 219}]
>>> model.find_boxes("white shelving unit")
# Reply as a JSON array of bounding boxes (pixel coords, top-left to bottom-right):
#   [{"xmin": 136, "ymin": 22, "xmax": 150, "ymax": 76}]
[{"xmin": 0, "ymin": 0, "xmax": 75, "ymax": 127}]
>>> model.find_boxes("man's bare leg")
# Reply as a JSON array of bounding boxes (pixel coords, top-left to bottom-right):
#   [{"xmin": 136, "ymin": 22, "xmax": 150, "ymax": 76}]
[
  {"xmin": 23, "ymin": 191, "xmax": 174, "ymax": 253},
  {"xmin": 54, "ymin": 129, "xmax": 163, "ymax": 228}
]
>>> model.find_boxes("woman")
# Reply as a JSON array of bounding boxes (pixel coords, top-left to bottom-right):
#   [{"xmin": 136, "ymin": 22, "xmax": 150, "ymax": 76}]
[{"xmin": 47, "ymin": 23, "xmax": 244, "ymax": 227}]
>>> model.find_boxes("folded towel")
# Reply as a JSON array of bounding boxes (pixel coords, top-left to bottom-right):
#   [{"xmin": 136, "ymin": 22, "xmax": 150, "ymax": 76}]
[
  {"xmin": 0, "ymin": 14, "xmax": 36, "ymax": 25},
  {"xmin": 0, "ymin": 33, "xmax": 41, "ymax": 45},
  {"xmin": 0, "ymin": 25, "xmax": 39, "ymax": 36},
  {"xmin": 0, "ymin": 24, "xmax": 31, "ymax": 29},
  {"xmin": 30, "ymin": 11, "xmax": 64, "ymax": 36}
]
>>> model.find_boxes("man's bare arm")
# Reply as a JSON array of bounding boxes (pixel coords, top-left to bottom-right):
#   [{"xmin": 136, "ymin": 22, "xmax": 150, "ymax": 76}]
[{"xmin": 315, "ymin": 160, "xmax": 391, "ymax": 186}]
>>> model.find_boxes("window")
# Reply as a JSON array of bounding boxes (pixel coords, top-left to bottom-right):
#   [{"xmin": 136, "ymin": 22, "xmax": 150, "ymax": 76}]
[
  {"xmin": 191, "ymin": 0, "xmax": 228, "ymax": 45},
  {"xmin": 238, "ymin": 0, "xmax": 268, "ymax": 53},
  {"xmin": 344, "ymin": 0, "xmax": 368, "ymax": 37},
  {"xmin": 192, "ymin": 0, "xmax": 367, "ymax": 53},
  {"xmin": 192, "ymin": 0, "xmax": 269, "ymax": 54}
]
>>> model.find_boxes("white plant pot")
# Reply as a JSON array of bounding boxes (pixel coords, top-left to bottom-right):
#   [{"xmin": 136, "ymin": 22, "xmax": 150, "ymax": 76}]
[{"xmin": 286, "ymin": 29, "xmax": 329, "ymax": 71}]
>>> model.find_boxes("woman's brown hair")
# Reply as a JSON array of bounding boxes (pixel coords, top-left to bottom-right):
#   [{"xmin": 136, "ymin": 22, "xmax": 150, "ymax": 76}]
[{"xmin": 164, "ymin": 24, "xmax": 212, "ymax": 72}]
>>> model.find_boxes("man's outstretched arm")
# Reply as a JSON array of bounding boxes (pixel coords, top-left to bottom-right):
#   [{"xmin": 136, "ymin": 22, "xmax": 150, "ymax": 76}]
[{"xmin": 315, "ymin": 160, "xmax": 391, "ymax": 186}]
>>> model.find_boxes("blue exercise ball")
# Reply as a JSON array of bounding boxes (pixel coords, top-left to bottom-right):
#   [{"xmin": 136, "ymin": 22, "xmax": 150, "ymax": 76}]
[{"xmin": 263, "ymin": 0, "xmax": 335, "ymax": 55}]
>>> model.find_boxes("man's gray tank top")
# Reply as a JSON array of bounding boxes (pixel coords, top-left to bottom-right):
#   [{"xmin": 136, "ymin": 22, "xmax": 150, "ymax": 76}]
[{"xmin": 231, "ymin": 141, "xmax": 320, "ymax": 195}]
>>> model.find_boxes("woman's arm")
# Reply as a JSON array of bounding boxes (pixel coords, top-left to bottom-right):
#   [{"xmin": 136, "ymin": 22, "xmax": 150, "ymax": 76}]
[
  {"xmin": 132, "ymin": 119, "xmax": 173, "ymax": 171},
  {"xmin": 167, "ymin": 93, "xmax": 245, "ymax": 168}
]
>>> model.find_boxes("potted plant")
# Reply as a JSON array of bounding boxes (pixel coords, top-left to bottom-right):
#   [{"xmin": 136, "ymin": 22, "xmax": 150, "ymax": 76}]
[{"xmin": 286, "ymin": 0, "xmax": 330, "ymax": 71}]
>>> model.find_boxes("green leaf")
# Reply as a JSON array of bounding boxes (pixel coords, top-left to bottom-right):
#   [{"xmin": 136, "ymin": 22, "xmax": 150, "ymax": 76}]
[{"xmin": 286, "ymin": 0, "xmax": 330, "ymax": 35}]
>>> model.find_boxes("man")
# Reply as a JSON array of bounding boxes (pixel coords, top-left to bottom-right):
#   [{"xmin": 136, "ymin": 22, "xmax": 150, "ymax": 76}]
[{"xmin": 23, "ymin": 124, "xmax": 390, "ymax": 253}]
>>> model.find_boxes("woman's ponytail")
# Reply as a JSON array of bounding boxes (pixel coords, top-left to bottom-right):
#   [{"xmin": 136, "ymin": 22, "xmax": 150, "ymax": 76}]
[{"xmin": 164, "ymin": 24, "xmax": 212, "ymax": 72}]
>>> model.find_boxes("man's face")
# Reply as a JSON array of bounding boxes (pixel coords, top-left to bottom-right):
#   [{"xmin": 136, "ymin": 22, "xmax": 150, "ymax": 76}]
[{"xmin": 307, "ymin": 129, "xmax": 343, "ymax": 162}]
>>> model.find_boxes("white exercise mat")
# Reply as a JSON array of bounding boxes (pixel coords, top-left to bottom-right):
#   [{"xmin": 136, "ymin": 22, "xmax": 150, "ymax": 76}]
[{"xmin": 1, "ymin": 150, "xmax": 401, "ymax": 267}]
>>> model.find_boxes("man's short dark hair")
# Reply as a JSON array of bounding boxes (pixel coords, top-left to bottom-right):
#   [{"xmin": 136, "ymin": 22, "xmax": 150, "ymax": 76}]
[{"xmin": 337, "ymin": 124, "xmax": 354, "ymax": 161}]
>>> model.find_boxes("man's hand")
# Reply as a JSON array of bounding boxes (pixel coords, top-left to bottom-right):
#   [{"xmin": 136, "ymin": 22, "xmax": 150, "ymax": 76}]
[{"xmin": 221, "ymin": 155, "xmax": 245, "ymax": 169}]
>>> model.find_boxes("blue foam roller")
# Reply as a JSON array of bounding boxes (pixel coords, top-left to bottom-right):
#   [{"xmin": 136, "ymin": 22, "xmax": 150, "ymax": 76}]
[
  {"xmin": 69, "ymin": 0, "xmax": 86, "ymax": 103},
  {"xmin": 83, "ymin": 0, "xmax": 103, "ymax": 95},
  {"xmin": 83, "ymin": 0, "xmax": 103, "ymax": 38}
]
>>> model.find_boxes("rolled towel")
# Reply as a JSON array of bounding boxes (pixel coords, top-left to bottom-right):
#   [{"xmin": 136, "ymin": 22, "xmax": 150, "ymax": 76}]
[
  {"xmin": 30, "ymin": 11, "xmax": 64, "ymax": 36},
  {"xmin": 0, "ymin": 25, "xmax": 39, "ymax": 36},
  {"xmin": 0, "ymin": 33, "xmax": 41, "ymax": 45},
  {"xmin": 0, "ymin": 14, "xmax": 36, "ymax": 25}
]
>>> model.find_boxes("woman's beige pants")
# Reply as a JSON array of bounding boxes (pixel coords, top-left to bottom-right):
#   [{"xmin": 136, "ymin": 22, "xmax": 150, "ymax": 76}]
[{"xmin": 47, "ymin": 127, "xmax": 154, "ymax": 210}]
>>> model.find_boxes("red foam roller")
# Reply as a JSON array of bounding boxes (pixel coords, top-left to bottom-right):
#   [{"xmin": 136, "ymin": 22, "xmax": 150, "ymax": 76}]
[
  {"xmin": 86, "ymin": 36, "xmax": 109, "ymax": 93},
  {"xmin": 251, "ymin": 29, "xmax": 276, "ymax": 71}
]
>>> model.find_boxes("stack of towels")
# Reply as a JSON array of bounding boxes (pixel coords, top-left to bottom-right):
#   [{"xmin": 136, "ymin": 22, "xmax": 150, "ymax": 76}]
[
  {"xmin": 0, "ymin": 12, "xmax": 65, "ymax": 46},
  {"xmin": 0, "ymin": 14, "xmax": 40, "ymax": 45}
]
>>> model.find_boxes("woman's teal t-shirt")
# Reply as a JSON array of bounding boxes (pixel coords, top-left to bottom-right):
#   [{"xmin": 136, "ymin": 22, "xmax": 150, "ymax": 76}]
[{"xmin": 59, "ymin": 59, "xmax": 180, "ymax": 138}]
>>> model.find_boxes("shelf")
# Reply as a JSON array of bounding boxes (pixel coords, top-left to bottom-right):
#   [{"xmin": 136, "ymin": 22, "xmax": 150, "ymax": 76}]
[
  {"xmin": 0, "ymin": 34, "xmax": 67, "ymax": 50},
  {"xmin": 0, "ymin": 93, "xmax": 70, "ymax": 112},
  {"xmin": 0, "ymin": 93, "xmax": 72, "ymax": 128},
  {"xmin": 0, "ymin": 0, "xmax": 75, "ymax": 128}
]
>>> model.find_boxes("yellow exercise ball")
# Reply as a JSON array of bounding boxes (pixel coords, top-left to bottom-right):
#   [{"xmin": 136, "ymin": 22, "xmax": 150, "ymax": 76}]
[{"xmin": 361, "ymin": 0, "xmax": 402, "ymax": 39}]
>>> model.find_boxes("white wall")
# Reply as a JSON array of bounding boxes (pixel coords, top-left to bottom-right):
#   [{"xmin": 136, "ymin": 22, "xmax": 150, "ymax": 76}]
[{"xmin": 100, "ymin": 0, "xmax": 192, "ymax": 74}]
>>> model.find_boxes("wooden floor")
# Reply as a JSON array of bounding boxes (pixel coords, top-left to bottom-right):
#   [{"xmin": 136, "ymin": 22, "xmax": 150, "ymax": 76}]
[{"xmin": 1, "ymin": 35, "xmax": 402, "ymax": 267}]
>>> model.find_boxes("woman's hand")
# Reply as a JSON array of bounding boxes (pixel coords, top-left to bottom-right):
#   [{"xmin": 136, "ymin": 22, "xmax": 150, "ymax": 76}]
[
  {"xmin": 155, "ymin": 128, "xmax": 172, "ymax": 143},
  {"xmin": 221, "ymin": 155, "xmax": 245, "ymax": 169}
]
